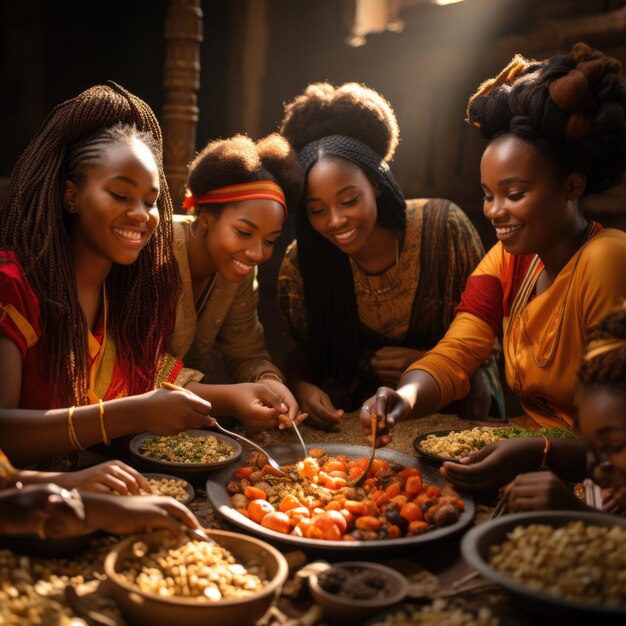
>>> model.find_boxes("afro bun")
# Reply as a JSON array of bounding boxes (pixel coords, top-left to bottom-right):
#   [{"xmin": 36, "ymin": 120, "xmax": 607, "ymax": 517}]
[
  {"xmin": 186, "ymin": 133, "xmax": 303, "ymax": 211},
  {"xmin": 279, "ymin": 82, "xmax": 399, "ymax": 162}
]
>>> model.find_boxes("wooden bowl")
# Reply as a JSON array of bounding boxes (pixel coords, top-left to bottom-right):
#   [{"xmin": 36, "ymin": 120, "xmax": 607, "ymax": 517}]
[
  {"xmin": 308, "ymin": 561, "xmax": 409, "ymax": 624},
  {"xmin": 104, "ymin": 529, "xmax": 288, "ymax": 626}
]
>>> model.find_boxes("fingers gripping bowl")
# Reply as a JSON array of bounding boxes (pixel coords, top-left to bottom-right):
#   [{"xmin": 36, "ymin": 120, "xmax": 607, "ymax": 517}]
[{"xmin": 206, "ymin": 444, "xmax": 475, "ymax": 550}]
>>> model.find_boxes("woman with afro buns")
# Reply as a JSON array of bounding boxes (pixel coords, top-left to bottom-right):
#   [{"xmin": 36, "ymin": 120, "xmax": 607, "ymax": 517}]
[
  {"xmin": 168, "ymin": 133, "xmax": 307, "ymax": 432},
  {"xmin": 278, "ymin": 82, "xmax": 504, "ymax": 429},
  {"xmin": 366, "ymin": 43, "xmax": 626, "ymax": 456}
]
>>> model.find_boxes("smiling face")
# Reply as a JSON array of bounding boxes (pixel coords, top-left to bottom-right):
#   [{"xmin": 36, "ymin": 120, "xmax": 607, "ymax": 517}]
[
  {"xmin": 304, "ymin": 157, "xmax": 382, "ymax": 255},
  {"xmin": 578, "ymin": 386, "xmax": 626, "ymax": 507},
  {"xmin": 200, "ymin": 198, "xmax": 284, "ymax": 282},
  {"xmin": 64, "ymin": 137, "xmax": 160, "ymax": 267},
  {"xmin": 480, "ymin": 134, "xmax": 585, "ymax": 256}
]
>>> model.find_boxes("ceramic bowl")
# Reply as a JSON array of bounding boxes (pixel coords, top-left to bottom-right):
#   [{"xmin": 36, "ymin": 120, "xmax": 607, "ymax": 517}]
[
  {"xmin": 461, "ymin": 511, "xmax": 626, "ymax": 620},
  {"xmin": 104, "ymin": 528, "xmax": 288, "ymax": 626},
  {"xmin": 129, "ymin": 429, "xmax": 242, "ymax": 480},
  {"xmin": 308, "ymin": 561, "xmax": 409, "ymax": 624}
]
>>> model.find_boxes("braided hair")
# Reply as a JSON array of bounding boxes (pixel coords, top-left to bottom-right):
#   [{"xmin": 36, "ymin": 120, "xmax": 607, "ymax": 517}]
[
  {"xmin": 578, "ymin": 304, "xmax": 626, "ymax": 390},
  {"xmin": 466, "ymin": 43, "xmax": 626, "ymax": 194},
  {"xmin": 0, "ymin": 82, "xmax": 181, "ymax": 407},
  {"xmin": 186, "ymin": 133, "xmax": 303, "ymax": 215},
  {"xmin": 279, "ymin": 82, "xmax": 406, "ymax": 385}
]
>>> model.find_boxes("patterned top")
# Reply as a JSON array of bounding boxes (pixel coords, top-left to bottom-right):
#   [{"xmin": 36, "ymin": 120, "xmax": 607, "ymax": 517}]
[{"xmin": 278, "ymin": 199, "xmax": 504, "ymax": 413}]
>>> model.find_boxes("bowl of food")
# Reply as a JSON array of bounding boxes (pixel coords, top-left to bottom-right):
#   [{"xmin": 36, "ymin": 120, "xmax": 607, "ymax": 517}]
[
  {"xmin": 206, "ymin": 444, "xmax": 474, "ymax": 551},
  {"xmin": 104, "ymin": 528, "xmax": 288, "ymax": 626},
  {"xmin": 308, "ymin": 561, "xmax": 408, "ymax": 624},
  {"xmin": 413, "ymin": 426, "xmax": 575, "ymax": 465},
  {"xmin": 461, "ymin": 511, "xmax": 626, "ymax": 619},
  {"xmin": 140, "ymin": 473, "xmax": 195, "ymax": 505},
  {"xmin": 130, "ymin": 430, "xmax": 242, "ymax": 480}
]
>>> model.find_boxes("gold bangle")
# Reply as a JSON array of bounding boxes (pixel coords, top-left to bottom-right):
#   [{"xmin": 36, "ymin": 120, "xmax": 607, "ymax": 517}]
[
  {"xmin": 539, "ymin": 436, "xmax": 551, "ymax": 470},
  {"xmin": 67, "ymin": 406, "xmax": 83, "ymax": 451},
  {"xmin": 98, "ymin": 399, "xmax": 110, "ymax": 446}
]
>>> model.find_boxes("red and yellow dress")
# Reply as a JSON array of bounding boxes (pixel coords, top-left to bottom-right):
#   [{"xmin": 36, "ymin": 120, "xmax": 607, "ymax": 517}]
[
  {"xmin": 0, "ymin": 250, "xmax": 195, "ymax": 410},
  {"xmin": 407, "ymin": 225, "xmax": 626, "ymax": 429}
]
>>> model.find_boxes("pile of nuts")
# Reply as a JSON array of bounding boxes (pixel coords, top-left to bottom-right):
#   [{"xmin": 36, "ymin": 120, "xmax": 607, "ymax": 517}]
[
  {"xmin": 489, "ymin": 522, "xmax": 626, "ymax": 606},
  {"xmin": 371, "ymin": 599, "xmax": 499, "ymax": 625},
  {"xmin": 119, "ymin": 539, "xmax": 268, "ymax": 601},
  {"xmin": 418, "ymin": 428, "xmax": 504, "ymax": 459},
  {"xmin": 141, "ymin": 477, "xmax": 190, "ymax": 502},
  {"xmin": 0, "ymin": 536, "xmax": 120, "ymax": 625}
]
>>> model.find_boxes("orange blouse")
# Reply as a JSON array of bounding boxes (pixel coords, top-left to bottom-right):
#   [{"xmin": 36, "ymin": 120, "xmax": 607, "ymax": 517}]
[{"xmin": 408, "ymin": 227, "xmax": 626, "ymax": 429}]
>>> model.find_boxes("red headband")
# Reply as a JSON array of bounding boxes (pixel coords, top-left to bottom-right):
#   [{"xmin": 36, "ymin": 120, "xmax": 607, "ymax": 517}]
[{"xmin": 182, "ymin": 181, "xmax": 287, "ymax": 218}]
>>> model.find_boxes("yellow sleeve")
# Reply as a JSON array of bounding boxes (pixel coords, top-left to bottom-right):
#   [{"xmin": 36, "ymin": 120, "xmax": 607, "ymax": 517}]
[{"xmin": 405, "ymin": 312, "xmax": 497, "ymax": 410}]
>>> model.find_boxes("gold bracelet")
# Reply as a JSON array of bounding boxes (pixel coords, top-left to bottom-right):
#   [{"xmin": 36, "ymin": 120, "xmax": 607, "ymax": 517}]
[
  {"xmin": 98, "ymin": 399, "xmax": 110, "ymax": 446},
  {"xmin": 67, "ymin": 406, "xmax": 83, "ymax": 451},
  {"xmin": 538, "ymin": 436, "xmax": 551, "ymax": 470}
]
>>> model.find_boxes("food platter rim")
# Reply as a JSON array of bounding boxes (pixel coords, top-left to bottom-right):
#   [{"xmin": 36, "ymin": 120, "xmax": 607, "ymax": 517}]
[{"xmin": 206, "ymin": 443, "xmax": 475, "ymax": 551}]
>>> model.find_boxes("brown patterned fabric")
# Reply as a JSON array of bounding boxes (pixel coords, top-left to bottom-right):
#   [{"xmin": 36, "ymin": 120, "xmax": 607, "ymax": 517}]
[{"xmin": 278, "ymin": 199, "xmax": 504, "ymax": 412}]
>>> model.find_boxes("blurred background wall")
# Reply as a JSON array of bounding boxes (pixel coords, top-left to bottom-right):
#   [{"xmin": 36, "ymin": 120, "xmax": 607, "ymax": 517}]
[{"xmin": 2, "ymin": 0, "xmax": 625, "ymax": 409}]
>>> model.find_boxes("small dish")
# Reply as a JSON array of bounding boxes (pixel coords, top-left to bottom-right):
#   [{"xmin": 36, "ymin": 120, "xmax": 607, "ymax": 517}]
[
  {"xmin": 105, "ymin": 528, "xmax": 288, "ymax": 626},
  {"xmin": 413, "ymin": 430, "xmax": 462, "ymax": 465},
  {"xmin": 461, "ymin": 511, "xmax": 626, "ymax": 619},
  {"xmin": 141, "ymin": 472, "xmax": 195, "ymax": 505},
  {"xmin": 308, "ymin": 561, "xmax": 409, "ymax": 624},
  {"xmin": 130, "ymin": 429, "xmax": 242, "ymax": 480}
]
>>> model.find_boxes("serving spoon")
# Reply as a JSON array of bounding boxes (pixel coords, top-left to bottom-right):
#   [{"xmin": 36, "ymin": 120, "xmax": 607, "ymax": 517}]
[
  {"xmin": 349, "ymin": 408, "xmax": 378, "ymax": 488},
  {"xmin": 161, "ymin": 382, "xmax": 292, "ymax": 478}
]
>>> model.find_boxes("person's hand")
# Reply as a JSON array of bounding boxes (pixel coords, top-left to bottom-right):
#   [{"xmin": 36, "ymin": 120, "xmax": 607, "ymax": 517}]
[
  {"xmin": 502, "ymin": 472, "xmax": 587, "ymax": 512},
  {"xmin": 440, "ymin": 438, "xmax": 544, "ymax": 492},
  {"xmin": 138, "ymin": 387, "xmax": 214, "ymax": 434},
  {"xmin": 371, "ymin": 347, "xmax": 424, "ymax": 387},
  {"xmin": 0, "ymin": 484, "xmax": 86, "ymax": 538},
  {"xmin": 294, "ymin": 381, "xmax": 344, "ymax": 430},
  {"xmin": 83, "ymin": 493, "xmax": 201, "ymax": 536},
  {"xmin": 225, "ymin": 382, "xmax": 293, "ymax": 433},
  {"xmin": 256, "ymin": 377, "xmax": 307, "ymax": 429},
  {"xmin": 53, "ymin": 460, "xmax": 151, "ymax": 496},
  {"xmin": 360, "ymin": 386, "xmax": 412, "ymax": 448}
]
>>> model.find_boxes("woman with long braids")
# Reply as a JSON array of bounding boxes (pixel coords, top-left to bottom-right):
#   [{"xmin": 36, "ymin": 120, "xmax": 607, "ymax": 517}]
[
  {"xmin": 168, "ymin": 134, "xmax": 306, "ymax": 432},
  {"xmin": 364, "ymin": 44, "xmax": 626, "ymax": 454},
  {"xmin": 278, "ymin": 81, "xmax": 503, "ymax": 429},
  {"xmin": 0, "ymin": 83, "xmax": 290, "ymax": 468}
]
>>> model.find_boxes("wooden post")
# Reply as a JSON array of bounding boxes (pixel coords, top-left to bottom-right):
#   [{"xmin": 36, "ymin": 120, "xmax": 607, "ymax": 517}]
[{"xmin": 163, "ymin": 0, "xmax": 203, "ymax": 211}]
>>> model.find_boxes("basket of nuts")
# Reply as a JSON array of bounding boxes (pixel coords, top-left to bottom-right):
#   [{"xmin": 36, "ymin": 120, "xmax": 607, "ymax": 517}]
[
  {"xmin": 461, "ymin": 511, "xmax": 626, "ymax": 619},
  {"xmin": 104, "ymin": 528, "xmax": 288, "ymax": 626}
]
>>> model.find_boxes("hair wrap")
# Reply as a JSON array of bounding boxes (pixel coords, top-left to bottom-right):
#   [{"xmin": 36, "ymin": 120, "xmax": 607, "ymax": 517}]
[
  {"xmin": 298, "ymin": 134, "xmax": 406, "ymax": 222},
  {"xmin": 182, "ymin": 181, "xmax": 287, "ymax": 218}
]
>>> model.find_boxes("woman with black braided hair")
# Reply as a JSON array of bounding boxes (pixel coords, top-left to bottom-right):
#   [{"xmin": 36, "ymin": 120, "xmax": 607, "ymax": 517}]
[
  {"xmin": 0, "ymin": 83, "xmax": 292, "ymax": 467},
  {"xmin": 365, "ymin": 43, "xmax": 626, "ymax": 453},
  {"xmin": 278, "ymin": 82, "xmax": 503, "ymax": 429}
]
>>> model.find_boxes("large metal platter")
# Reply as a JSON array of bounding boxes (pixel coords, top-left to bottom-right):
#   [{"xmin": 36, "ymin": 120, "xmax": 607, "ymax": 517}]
[{"xmin": 206, "ymin": 443, "xmax": 475, "ymax": 551}]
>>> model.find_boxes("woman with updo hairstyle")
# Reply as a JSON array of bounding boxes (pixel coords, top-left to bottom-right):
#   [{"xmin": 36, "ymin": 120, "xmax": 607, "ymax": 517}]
[
  {"xmin": 444, "ymin": 303, "xmax": 626, "ymax": 515},
  {"xmin": 278, "ymin": 82, "xmax": 504, "ymax": 429},
  {"xmin": 168, "ymin": 133, "xmax": 307, "ymax": 432},
  {"xmin": 366, "ymin": 43, "xmax": 626, "ymax": 464}
]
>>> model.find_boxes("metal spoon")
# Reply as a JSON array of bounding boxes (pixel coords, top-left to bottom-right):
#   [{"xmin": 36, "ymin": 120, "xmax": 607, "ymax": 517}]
[{"xmin": 161, "ymin": 381, "xmax": 293, "ymax": 478}]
